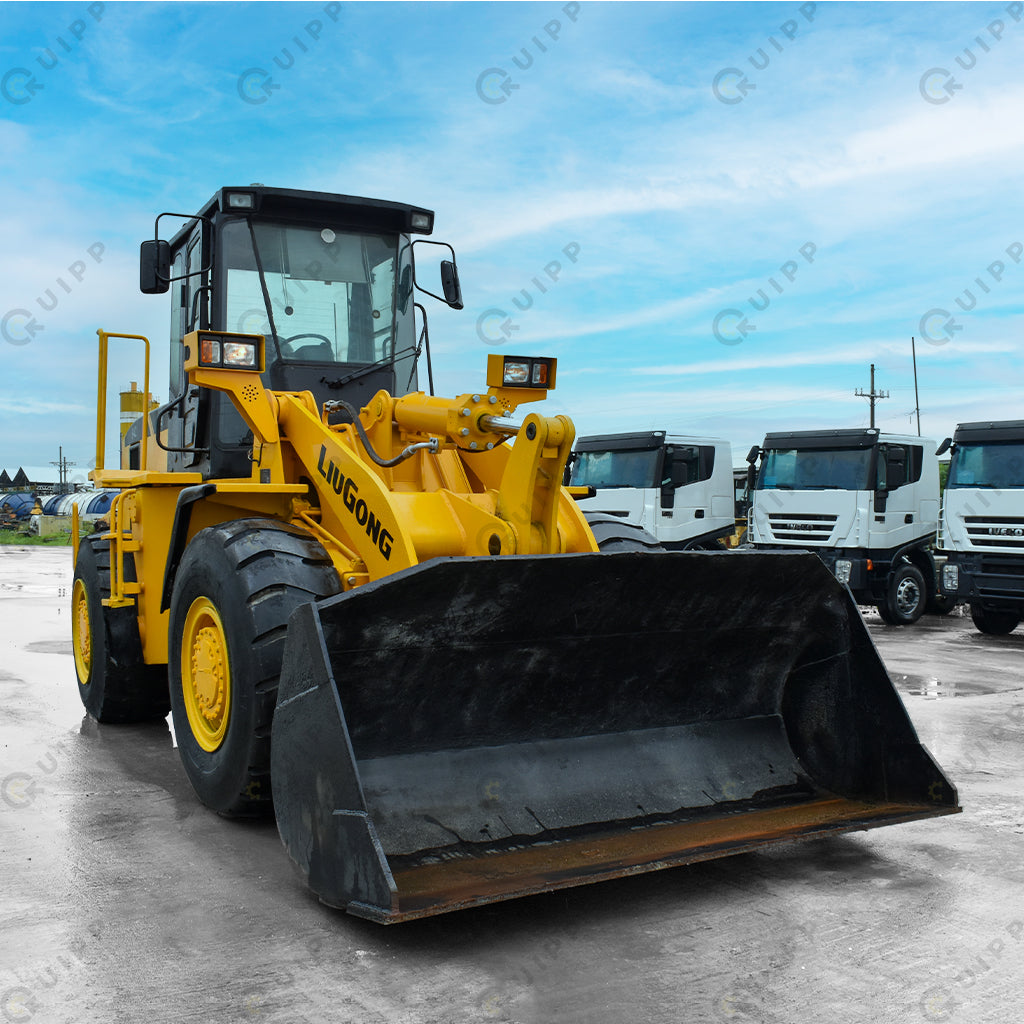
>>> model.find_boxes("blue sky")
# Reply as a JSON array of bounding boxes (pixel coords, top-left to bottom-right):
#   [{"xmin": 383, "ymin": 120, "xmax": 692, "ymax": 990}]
[{"xmin": 1, "ymin": 1, "xmax": 1022, "ymax": 478}]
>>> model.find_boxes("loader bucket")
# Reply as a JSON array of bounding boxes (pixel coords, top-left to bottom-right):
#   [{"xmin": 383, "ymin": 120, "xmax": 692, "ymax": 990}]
[{"xmin": 271, "ymin": 550, "xmax": 959, "ymax": 923}]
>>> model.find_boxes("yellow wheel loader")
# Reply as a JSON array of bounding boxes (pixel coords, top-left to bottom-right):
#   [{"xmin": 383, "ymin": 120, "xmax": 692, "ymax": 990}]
[{"xmin": 72, "ymin": 186, "xmax": 959, "ymax": 923}]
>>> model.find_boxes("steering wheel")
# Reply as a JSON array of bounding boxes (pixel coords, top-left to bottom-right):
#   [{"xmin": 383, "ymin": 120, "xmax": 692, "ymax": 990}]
[{"xmin": 281, "ymin": 333, "xmax": 333, "ymax": 353}]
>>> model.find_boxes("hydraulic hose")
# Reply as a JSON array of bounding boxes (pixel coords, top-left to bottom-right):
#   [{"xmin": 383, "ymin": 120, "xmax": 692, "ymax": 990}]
[{"xmin": 324, "ymin": 400, "xmax": 438, "ymax": 467}]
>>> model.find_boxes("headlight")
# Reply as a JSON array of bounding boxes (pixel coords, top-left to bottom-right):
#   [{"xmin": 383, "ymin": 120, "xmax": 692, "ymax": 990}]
[
  {"xmin": 834, "ymin": 559, "xmax": 852, "ymax": 585},
  {"xmin": 223, "ymin": 341, "xmax": 258, "ymax": 368},
  {"xmin": 503, "ymin": 360, "xmax": 530, "ymax": 384},
  {"xmin": 185, "ymin": 331, "xmax": 265, "ymax": 373},
  {"xmin": 487, "ymin": 354, "xmax": 557, "ymax": 390},
  {"xmin": 942, "ymin": 563, "xmax": 959, "ymax": 591}
]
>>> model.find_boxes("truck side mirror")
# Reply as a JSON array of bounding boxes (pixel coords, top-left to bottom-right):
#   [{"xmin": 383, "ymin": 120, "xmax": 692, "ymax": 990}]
[
  {"xmin": 746, "ymin": 463, "xmax": 757, "ymax": 492},
  {"xmin": 140, "ymin": 240, "xmax": 171, "ymax": 294},
  {"xmin": 440, "ymin": 260, "xmax": 463, "ymax": 310},
  {"xmin": 670, "ymin": 462, "xmax": 689, "ymax": 488},
  {"xmin": 887, "ymin": 455, "xmax": 907, "ymax": 490},
  {"xmin": 745, "ymin": 445, "xmax": 759, "ymax": 464},
  {"xmin": 935, "ymin": 437, "xmax": 952, "ymax": 457},
  {"xmin": 563, "ymin": 452, "xmax": 576, "ymax": 486}
]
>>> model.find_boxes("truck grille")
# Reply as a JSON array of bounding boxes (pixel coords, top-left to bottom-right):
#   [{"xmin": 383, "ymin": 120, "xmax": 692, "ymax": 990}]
[
  {"xmin": 964, "ymin": 516, "xmax": 1024, "ymax": 550},
  {"xmin": 980, "ymin": 555, "xmax": 1024, "ymax": 577},
  {"xmin": 767, "ymin": 513, "xmax": 837, "ymax": 543}
]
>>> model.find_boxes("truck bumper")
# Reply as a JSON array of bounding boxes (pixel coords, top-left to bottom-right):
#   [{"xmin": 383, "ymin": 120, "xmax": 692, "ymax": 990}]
[
  {"xmin": 760, "ymin": 548, "xmax": 879, "ymax": 603},
  {"xmin": 942, "ymin": 553, "xmax": 1024, "ymax": 610}
]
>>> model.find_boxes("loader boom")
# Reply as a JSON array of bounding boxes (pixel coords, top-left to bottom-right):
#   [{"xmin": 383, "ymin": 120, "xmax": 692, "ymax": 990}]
[{"xmin": 182, "ymin": 330, "xmax": 593, "ymax": 586}]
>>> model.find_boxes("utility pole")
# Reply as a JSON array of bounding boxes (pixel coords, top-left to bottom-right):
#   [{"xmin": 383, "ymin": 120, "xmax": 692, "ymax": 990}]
[
  {"xmin": 854, "ymin": 364, "xmax": 889, "ymax": 429},
  {"xmin": 911, "ymin": 336, "xmax": 921, "ymax": 437},
  {"xmin": 50, "ymin": 446, "xmax": 76, "ymax": 492}
]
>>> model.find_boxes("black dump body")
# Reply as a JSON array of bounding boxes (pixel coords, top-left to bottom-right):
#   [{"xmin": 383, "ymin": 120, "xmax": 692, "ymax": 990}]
[{"xmin": 271, "ymin": 550, "xmax": 959, "ymax": 923}]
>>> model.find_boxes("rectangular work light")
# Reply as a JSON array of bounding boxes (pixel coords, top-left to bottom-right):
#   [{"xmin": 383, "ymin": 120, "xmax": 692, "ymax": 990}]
[
  {"xmin": 486, "ymin": 354, "xmax": 557, "ymax": 390},
  {"xmin": 185, "ymin": 331, "xmax": 265, "ymax": 373}
]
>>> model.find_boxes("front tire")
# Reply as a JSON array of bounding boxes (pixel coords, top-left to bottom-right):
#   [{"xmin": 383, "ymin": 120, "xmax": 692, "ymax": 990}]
[
  {"xmin": 880, "ymin": 563, "xmax": 926, "ymax": 626},
  {"xmin": 585, "ymin": 512, "xmax": 663, "ymax": 552},
  {"xmin": 168, "ymin": 519, "xmax": 341, "ymax": 816},
  {"xmin": 970, "ymin": 604, "xmax": 1020, "ymax": 635},
  {"xmin": 72, "ymin": 536, "xmax": 169, "ymax": 723}
]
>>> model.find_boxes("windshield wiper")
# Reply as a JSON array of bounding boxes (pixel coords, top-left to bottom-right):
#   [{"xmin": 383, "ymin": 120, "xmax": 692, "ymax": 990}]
[
  {"xmin": 320, "ymin": 345, "xmax": 415, "ymax": 390},
  {"xmin": 246, "ymin": 218, "xmax": 281, "ymax": 360}
]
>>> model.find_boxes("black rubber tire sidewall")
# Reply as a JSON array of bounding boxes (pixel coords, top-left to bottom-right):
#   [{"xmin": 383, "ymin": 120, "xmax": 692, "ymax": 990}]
[
  {"xmin": 73, "ymin": 537, "xmax": 111, "ymax": 718},
  {"xmin": 970, "ymin": 604, "xmax": 1020, "ymax": 635},
  {"xmin": 168, "ymin": 519, "xmax": 341, "ymax": 816},
  {"xmin": 73, "ymin": 536, "xmax": 169, "ymax": 723},
  {"xmin": 584, "ymin": 512, "xmax": 663, "ymax": 552},
  {"xmin": 885, "ymin": 564, "xmax": 926, "ymax": 626},
  {"xmin": 169, "ymin": 531, "xmax": 267, "ymax": 814}
]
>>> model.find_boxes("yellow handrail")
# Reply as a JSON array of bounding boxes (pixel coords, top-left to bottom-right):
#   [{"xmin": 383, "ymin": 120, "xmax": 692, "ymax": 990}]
[{"xmin": 95, "ymin": 330, "xmax": 151, "ymax": 474}]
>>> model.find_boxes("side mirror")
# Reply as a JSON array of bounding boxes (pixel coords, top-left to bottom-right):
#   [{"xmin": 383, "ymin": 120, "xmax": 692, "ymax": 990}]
[
  {"xmin": 746, "ymin": 463, "xmax": 757, "ymax": 492},
  {"xmin": 398, "ymin": 264, "xmax": 413, "ymax": 315},
  {"xmin": 936, "ymin": 437, "xmax": 952, "ymax": 457},
  {"xmin": 563, "ymin": 452, "xmax": 576, "ymax": 486},
  {"xmin": 745, "ymin": 445, "xmax": 760, "ymax": 465},
  {"xmin": 140, "ymin": 240, "xmax": 170, "ymax": 295},
  {"xmin": 670, "ymin": 462, "xmax": 689, "ymax": 488},
  {"xmin": 440, "ymin": 260, "xmax": 463, "ymax": 310}
]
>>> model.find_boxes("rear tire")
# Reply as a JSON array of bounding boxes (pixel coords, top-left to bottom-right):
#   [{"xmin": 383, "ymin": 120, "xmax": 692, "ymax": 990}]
[
  {"xmin": 72, "ymin": 536, "xmax": 170, "ymax": 723},
  {"xmin": 168, "ymin": 519, "xmax": 341, "ymax": 816},
  {"xmin": 970, "ymin": 604, "xmax": 1020, "ymax": 635},
  {"xmin": 880, "ymin": 563, "xmax": 926, "ymax": 626}
]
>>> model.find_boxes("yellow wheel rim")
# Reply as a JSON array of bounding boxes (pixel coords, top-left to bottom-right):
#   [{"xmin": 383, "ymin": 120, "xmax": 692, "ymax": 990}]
[
  {"xmin": 181, "ymin": 596, "xmax": 232, "ymax": 752},
  {"xmin": 72, "ymin": 578, "xmax": 92, "ymax": 685}
]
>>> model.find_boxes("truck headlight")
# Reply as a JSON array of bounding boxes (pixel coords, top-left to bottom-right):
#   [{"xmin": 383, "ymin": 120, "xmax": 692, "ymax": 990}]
[
  {"xmin": 834, "ymin": 559, "xmax": 852, "ymax": 585},
  {"xmin": 942, "ymin": 563, "xmax": 959, "ymax": 591}
]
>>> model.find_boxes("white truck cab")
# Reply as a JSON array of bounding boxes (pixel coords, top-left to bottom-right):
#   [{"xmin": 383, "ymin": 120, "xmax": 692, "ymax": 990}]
[
  {"xmin": 567, "ymin": 431, "xmax": 735, "ymax": 549},
  {"xmin": 747, "ymin": 428, "xmax": 940, "ymax": 624},
  {"xmin": 938, "ymin": 420, "xmax": 1024, "ymax": 634}
]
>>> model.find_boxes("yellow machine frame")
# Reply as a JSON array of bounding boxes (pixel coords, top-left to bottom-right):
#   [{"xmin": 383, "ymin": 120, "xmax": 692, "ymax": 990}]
[{"xmin": 91, "ymin": 329, "xmax": 596, "ymax": 667}]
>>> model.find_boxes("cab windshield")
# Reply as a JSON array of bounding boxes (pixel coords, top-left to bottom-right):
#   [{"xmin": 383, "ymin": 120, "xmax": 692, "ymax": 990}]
[
  {"xmin": 220, "ymin": 219, "xmax": 409, "ymax": 364},
  {"xmin": 757, "ymin": 447, "xmax": 873, "ymax": 491},
  {"xmin": 948, "ymin": 442, "xmax": 1024, "ymax": 489},
  {"xmin": 570, "ymin": 449, "xmax": 660, "ymax": 489}
]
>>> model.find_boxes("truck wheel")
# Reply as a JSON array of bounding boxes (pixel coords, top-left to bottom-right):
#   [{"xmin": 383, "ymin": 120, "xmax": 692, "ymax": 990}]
[
  {"xmin": 881, "ymin": 564, "xmax": 926, "ymax": 626},
  {"xmin": 72, "ymin": 536, "xmax": 170, "ymax": 723},
  {"xmin": 168, "ymin": 519, "xmax": 341, "ymax": 816},
  {"xmin": 970, "ymin": 605, "xmax": 1020, "ymax": 635},
  {"xmin": 584, "ymin": 512, "xmax": 663, "ymax": 552}
]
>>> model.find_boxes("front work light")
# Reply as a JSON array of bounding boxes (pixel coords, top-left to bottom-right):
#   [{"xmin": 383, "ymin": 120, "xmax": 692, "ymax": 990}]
[
  {"xmin": 223, "ymin": 340, "xmax": 258, "ymax": 367},
  {"xmin": 834, "ymin": 559, "xmax": 852, "ymax": 585},
  {"xmin": 486, "ymin": 354, "xmax": 557, "ymax": 390},
  {"xmin": 184, "ymin": 331, "xmax": 265, "ymax": 373}
]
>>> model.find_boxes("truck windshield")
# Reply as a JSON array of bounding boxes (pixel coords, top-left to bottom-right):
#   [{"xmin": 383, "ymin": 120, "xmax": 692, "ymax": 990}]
[
  {"xmin": 757, "ymin": 447, "xmax": 873, "ymax": 490},
  {"xmin": 570, "ymin": 449, "xmax": 660, "ymax": 489},
  {"xmin": 220, "ymin": 219, "xmax": 406, "ymax": 365},
  {"xmin": 947, "ymin": 442, "xmax": 1024, "ymax": 489}
]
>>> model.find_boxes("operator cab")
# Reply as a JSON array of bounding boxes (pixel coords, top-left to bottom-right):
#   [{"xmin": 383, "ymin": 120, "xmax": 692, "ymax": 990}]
[{"xmin": 133, "ymin": 186, "xmax": 461, "ymax": 478}]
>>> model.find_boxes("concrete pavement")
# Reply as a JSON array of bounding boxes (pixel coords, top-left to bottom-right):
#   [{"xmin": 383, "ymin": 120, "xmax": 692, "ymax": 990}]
[{"xmin": 1, "ymin": 547, "xmax": 1021, "ymax": 1023}]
